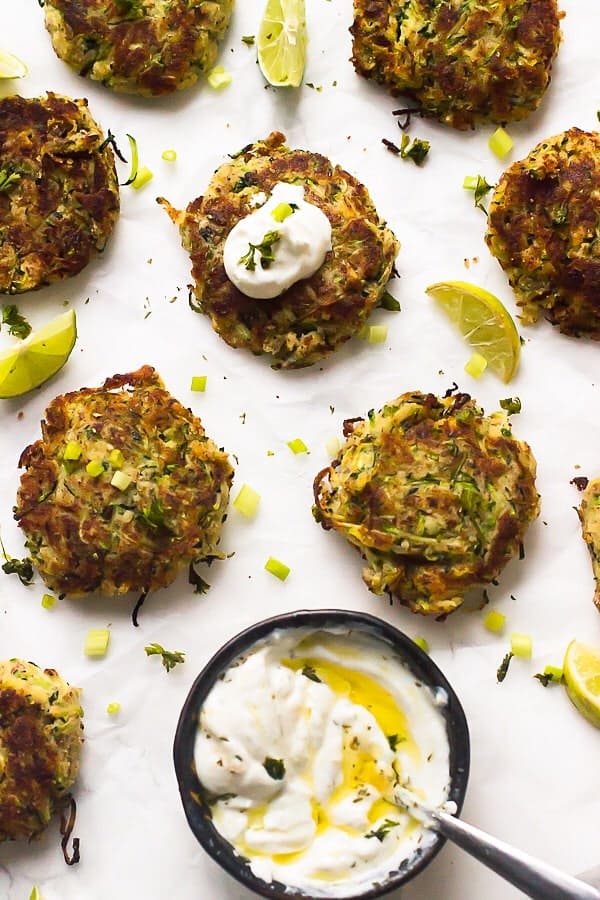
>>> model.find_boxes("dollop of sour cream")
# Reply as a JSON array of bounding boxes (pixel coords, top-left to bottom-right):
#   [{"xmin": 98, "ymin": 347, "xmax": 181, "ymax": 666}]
[
  {"xmin": 194, "ymin": 628, "xmax": 451, "ymax": 897},
  {"xmin": 222, "ymin": 183, "xmax": 332, "ymax": 300}
]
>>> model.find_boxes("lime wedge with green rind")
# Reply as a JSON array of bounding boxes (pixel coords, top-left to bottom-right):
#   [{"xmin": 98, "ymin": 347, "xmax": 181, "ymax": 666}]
[
  {"xmin": 426, "ymin": 280, "xmax": 520, "ymax": 383},
  {"xmin": 0, "ymin": 309, "xmax": 77, "ymax": 399},
  {"xmin": 257, "ymin": 0, "xmax": 307, "ymax": 88}
]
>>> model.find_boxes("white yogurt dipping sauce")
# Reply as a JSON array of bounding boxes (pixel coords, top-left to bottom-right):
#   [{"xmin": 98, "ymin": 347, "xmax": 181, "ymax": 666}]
[
  {"xmin": 194, "ymin": 627, "xmax": 451, "ymax": 896},
  {"xmin": 222, "ymin": 182, "xmax": 332, "ymax": 299}
]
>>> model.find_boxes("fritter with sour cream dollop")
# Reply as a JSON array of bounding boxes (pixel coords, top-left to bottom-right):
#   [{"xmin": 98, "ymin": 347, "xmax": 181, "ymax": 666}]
[
  {"xmin": 313, "ymin": 391, "xmax": 539, "ymax": 616},
  {"xmin": 44, "ymin": 0, "xmax": 234, "ymax": 96},
  {"xmin": 351, "ymin": 0, "xmax": 562, "ymax": 130},
  {"xmin": 0, "ymin": 659, "xmax": 83, "ymax": 842},
  {"xmin": 159, "ymin": 131, "xmax": 400, "ymax": 369},
  {"xmin": 0, "ymin": 93, "xmax": 119, "ymax": 294},
  {"xmin": 15, "ymin": 366, "xmax": 233, "ymax": 597},
  {"xmin": 486, "ymin": 128, "xmax": 600, "ymax": 338}
]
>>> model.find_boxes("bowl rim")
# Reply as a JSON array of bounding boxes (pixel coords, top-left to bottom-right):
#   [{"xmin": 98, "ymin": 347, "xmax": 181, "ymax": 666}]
[{"xmin": 173, "ymin": 608, "xmax": 470, "ymax": 900}]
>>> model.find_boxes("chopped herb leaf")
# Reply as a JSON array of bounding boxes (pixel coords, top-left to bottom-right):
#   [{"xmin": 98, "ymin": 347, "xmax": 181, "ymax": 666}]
[
  {"xmin": 466, "ymin": 175, "xmax": 494, "ymax": 213},
  {"xmin": 0, "ymin": 170, "xmax": 20, "ymax": 194},
  {"xmin": 238, "ymin": 231, "xmax": 280, "ymax": 271},
  {"xmin": 366, "ymin": 818, "xmax": 399, "ymax": 842},
  {"xmin": 241, "ymin": 35, "xmax": 255, "ymax": 45},
  {"xmin": 144, "ymin": 642, "xmax": 186, "ymax": 672},
  {"xmin": 378, "ymin": 290, "xmax": 401, "ymax": 311},
  {"xmin": 2, "ymin": 304, "xmax": 31, "ymax": 339},
  {"xmin": 499, "ymin": 397, "xmax": 521, "ymax": 415},
  {"xmin": 534, "ymin": 672, "xmax": 553, "ymax": 687},
  {"xmin": 1, "ymin": 540, "xmax": 34, "ymax": 585},
  {"xmin": 301, "ymin": 665, "xmax": 322, "ymax": 683},
  {"xmin": 189, "ymin": 562, "xmax": 210, "ymax": 594},
  {"xmin": 387, "ymin": 734, "xmax": 405, "ymax": 751},
  {"xmin": 263, "ymin": 757, "xmax": 285, "ymax": 780},
  {"xmin": 496, "ymin": 651, "xmax": 514, "ymax": 683},
  {"xmin": 399, "ymin": 133, "xmax": 430, "ymax": 165},
  {"xmin": 139, "ymin": 498, "xmax": 169, "ymax": 531},
  {"xmin": 232, "ymin": 172, "xmax": 255, "ymax": 193}
]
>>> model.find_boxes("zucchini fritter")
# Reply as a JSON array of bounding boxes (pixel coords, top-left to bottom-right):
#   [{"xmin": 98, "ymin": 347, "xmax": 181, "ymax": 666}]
[
  {"xmin": 159, "ymin": 132, "xmax": 400, "ymax": 369},
  {"xmin": 351, "ymin": 0, "xmax": 562, "ymax": 130},
  {"xmin": 486, "ymin": 128, "xmax": 600, "ymax": 338},
  {"xmin": 44, "ymin": 0, "xmax": 234, "ymax": 96},
  {"xmin": 15, "ymin": 366, "xmax": 233, "ymax": 597},
  {"xmin": 0, "ymin": 660, "xmax": 83, "ymax": 842},
  {"xmin": 313, "ymin": 391, "xmax": 539, "ymax": 616},
  {"xmin": 0, "ymin": 93, "xmax": 119, "ymax": 294},
  {"xmin": 578, "ymin": 480, "xmax": 600, "ymax": 612}
]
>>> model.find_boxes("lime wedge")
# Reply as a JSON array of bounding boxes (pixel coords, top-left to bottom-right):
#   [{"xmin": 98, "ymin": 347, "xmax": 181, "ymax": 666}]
[
  {"xmin": 0, "ymin": 50, "xmax": 28, "ymax": 79},
  {"xmin": 257, "ymin": 0, "xmax": 307, "ymax": 87},
  {"xmin": 425, "ymin": 280, "xmax": 520, "ymax": 383},
  {"xmin": 563, "ymin": 639, "xmax": 600, "ymax": 729},
  {"xmin": 0, "ymin": 309, "xmax": 77, "ymax": 399}
]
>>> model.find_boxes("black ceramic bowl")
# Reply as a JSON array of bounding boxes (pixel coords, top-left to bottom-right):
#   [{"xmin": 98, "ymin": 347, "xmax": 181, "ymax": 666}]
[{"xmin": 173, "ymin": 609, "xmax": 470, "ymax": 899}]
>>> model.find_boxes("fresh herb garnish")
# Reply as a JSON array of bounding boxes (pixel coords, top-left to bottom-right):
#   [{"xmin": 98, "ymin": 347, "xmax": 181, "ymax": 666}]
[
  {"xmin": 382, "ymin": 135, "xmax": 430, "ymax": 165},
  {"xmin": 0, "ymin": 170, "xmax": 20, "ymax": 194},
  {"xmin": 301, "ymin": 665, "xmax": 322, "ymax": 683},
  {"xmin": 496, "ymin": 651, "xmax": 514, "ymax": 683},
  {"xmin": 387, "ymin": 734, "xmax": 405, "ymax": 751},
  {"xmin": 366, "ymin": 818, "xmax": 399, "ymax": 842},
  {"xmin": 121, "ymin": 134, "xmax": 139, "ymax": 186},
  {"xmin": 499, "ymin": 397, "xmax": 521, "ymax": 415},
  {"xmin": 1, "ymin": 539, "xmax": 34, "ymax": 585},
  {"xmin": 263, "ymin": 757, "xmax": 285, "ymax": 780},
  {"xmin": 534, "ymin": 672, "xmax": 553, "ymax": 687},
  {"xmin": 242, "ymin": 35, "xmax": 255, "ymax": 46},
  {"xmin": 144, "ymin": 642, "xmax": 186, "ymax": 672},
  {"xmin": 469, "ymin": 175, "xmax": 494, "ymax": 213},
  {"xmin": 1, "ymin": 304, "xmax": 31, "ymax": 339},
  {"xmin": 188, "ymin": 561, "xmax": 210, "ymax": 594},
  {"xmin": 378, "ymin": 290, "xmax": 401, "ymax": 311},
  {"xmin": 239, "ymin": 231, "xmax": 280, "ymax": 271},
  {"xmin": 139, "ymin": 498, "xmax": 169, "ymax": 530},
  {"xmin": 98, "ymin": 129, "xmax": 127, "ymax": 162}
]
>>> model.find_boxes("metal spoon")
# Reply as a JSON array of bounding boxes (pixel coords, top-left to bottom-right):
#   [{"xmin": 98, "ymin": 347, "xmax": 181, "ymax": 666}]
[{"xmin": 395, "ymin": 786, "xmax": 600, "ymax": 900}]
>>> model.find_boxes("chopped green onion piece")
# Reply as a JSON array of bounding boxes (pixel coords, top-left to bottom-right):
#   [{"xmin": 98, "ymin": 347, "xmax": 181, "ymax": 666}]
[
  {"xmin": 84, "ymin": 628, "xmax": 110, "ymax": 658},
  {"xmin": 41, "ymin": 593, "xmax": 56, "ymax": 610},
  {"xmin": 242, "ymin": 35, "xmax": 255, "ymax": 46},
  {"xmin": 484, "ymin": 609, "xmax": 506, "ymax": 634},
  {"xmin": 265, "ymin": 557, "xmax": 290, "ymax": 581},
  {"xmin": 463, "ymin": 175, "xmax": 479, "ymax": 190},
  {"xmin": 132, "ymin": 166, "xmax": 153, "ymax": 190},
  {"xmin": 29, "ymin": 889, "xmax": 42, "ymax": 900},
  {"xmin": 191, "ymin": 375, "xmax": 207, "ymax": 392},
  {"xmin": 122, "ymin": 134, "xmax": 139, "ymax": 186},
  {"xmin": 233, "ymin": 483, "xmax": 261, "ymax": 518},
  {"xmin": 359, "ymin": 324, "xmax": 388, "ymax": 343},
  {"xmin": 288, "ymin": 438, "xmax": 309, "ymax": 454},
  {"xmin": 111, "ymin": 470, "xmax": 132, "ymax": 491},
  {"xmin": 510, "ymin": 632, "xmax": 532, "ymax": 658},
  {"xmin": 86, "ymin": 459, "xmax": 104, "ymax": 478},
  {"xmin": 464, "ymin": 352, "xmax": 488, "ymax": 378},
  {"xmin": 413, "ymin": 637, "xmax": 429, "ymax": 653},
  {"xmin": 106, "ymin": 702, "xmax": 121, "ymax": 715},
  {"xmin": 63, "ymin": 441, "xmax": 82, "ymax": 461},
  {"xmin": 272, "ymin": 202, "xmax": 294, "ymax": 222},
  {"xmin": 326, "ymin": 436, "xmax": 341, "ymax": 458},
  {"xmin": 489, "ymin": 126, "xmax": 513, "ymax": 160},
  {"xmin": 109, "ymin": 448, "xmax": 124, "ymax": 469},
  {"xmin": 543, "ymin": 664, "xmax": 563, "ymax": 681},
  {"xmin": 207, "ymin": 65, "xmax": 232, "ymax": 89},
  {"xmin": 161, "ymin": 149, "xmax": 177, "ymax": 162}
]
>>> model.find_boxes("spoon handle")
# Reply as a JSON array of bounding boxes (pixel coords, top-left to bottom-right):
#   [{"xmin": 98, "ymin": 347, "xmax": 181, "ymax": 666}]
[{"xmin": 431, "ymin": 809, "xmax": 600, "ymax": 900}]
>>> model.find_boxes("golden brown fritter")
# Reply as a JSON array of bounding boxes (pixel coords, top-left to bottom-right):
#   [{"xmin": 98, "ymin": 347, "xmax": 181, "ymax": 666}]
[
  {"xmin": 0, "ymin": 93, "xmax": 119, "ymax": 295},
  {"xmin": 313, "ymin": 391, "xmax": 539, "ymax": 616},
  {"xmin": 15, "ymin": 366, "xmax": 233, "ymax": 597},
  {"xmin": 351, "ymin": 0, "xmax": 562, "ymax": 130},
  {"xmin": 0, "ymin": 660, "xmax": 83, "ymax": 842},
  {"xmin": 486, "ymin": 128, "xmax": 600, "ymax": 338},
  {"xmin": 578, "ymin": 479, "xmax": 600, "ymax": 612},
  {"xmin": 44, "ymin": 0, "xmax": 234, "ymax": 96},
  {"xmin": 159, "ymin": 132, "xmax": 400, "ymax": 369}
]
